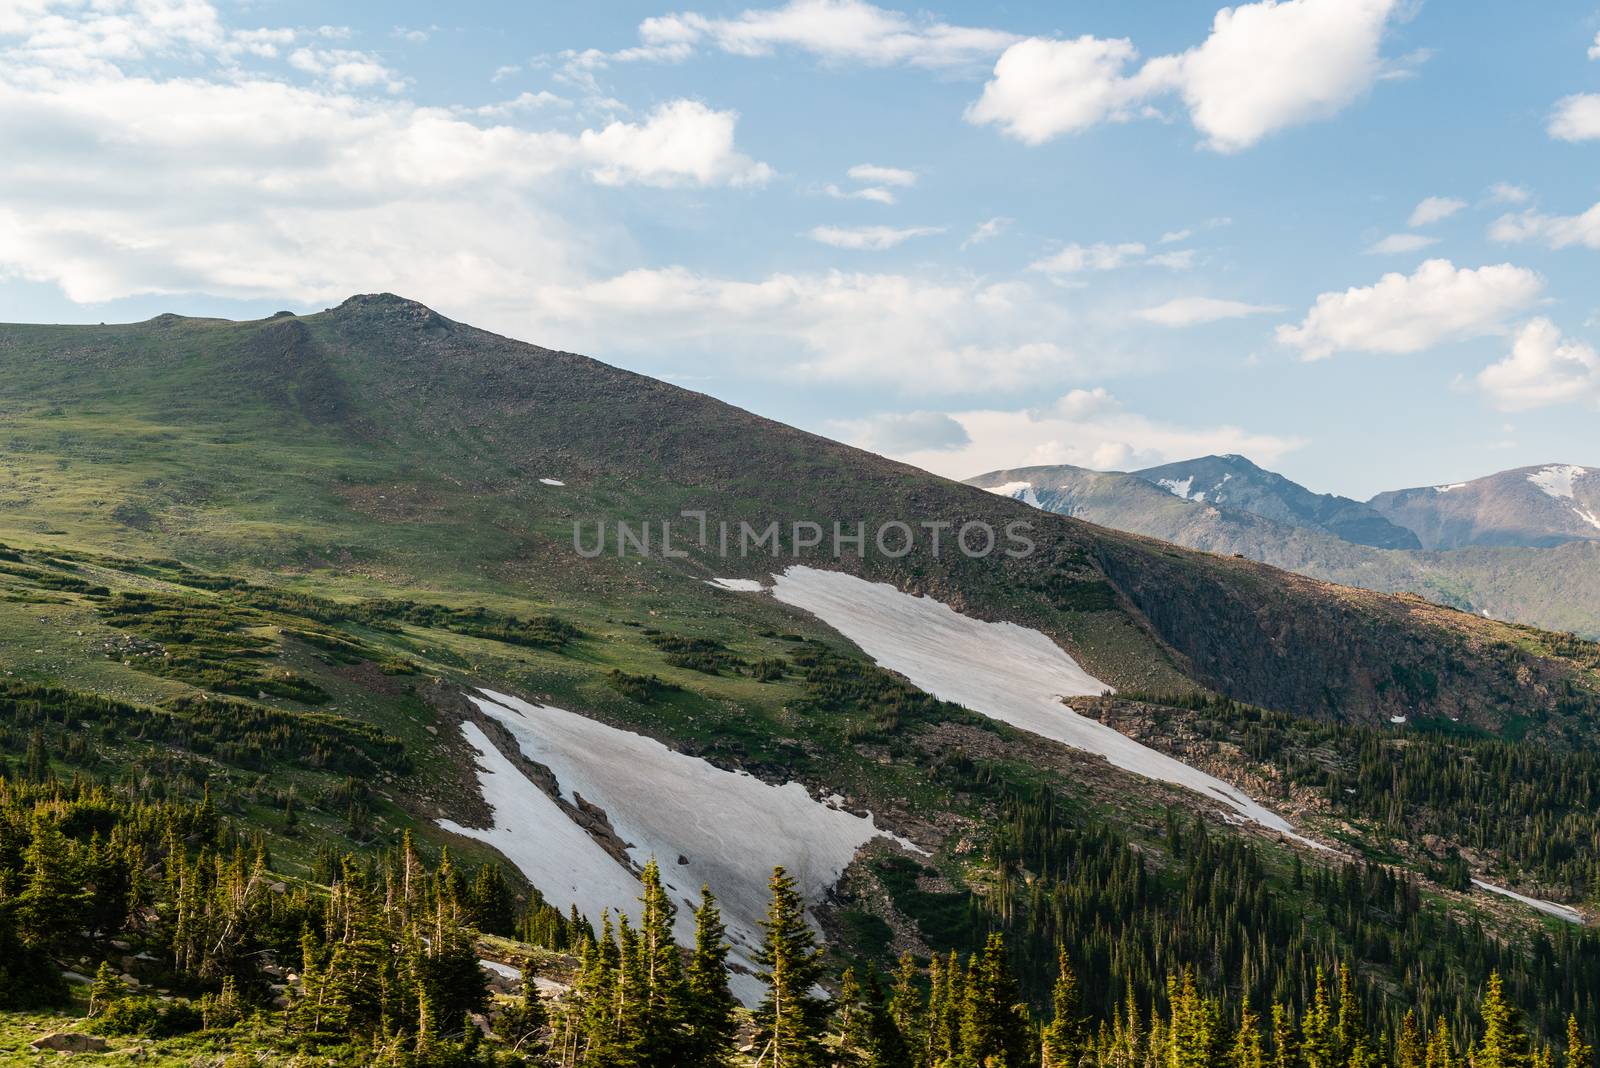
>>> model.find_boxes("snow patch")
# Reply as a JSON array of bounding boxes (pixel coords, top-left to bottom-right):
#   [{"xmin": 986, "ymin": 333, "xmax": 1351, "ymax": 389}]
[
  {"xmin": 1575, "ymin": 507, "xmax": 1600, "ymax": 533},
  {"xmin": 1472, "ymin": 879, "xmax": 1583, "ymax": 925},
  {"xmin": 1389, "ymin": 715, "xmax": 1408, "ymax": 724},
  {"xmin": 539, "ymin": 477, "xmax": 566, "ymax": 486},
  {"xmin": 1527, "ymin": 464, "xmax": 1587, "ymax": 500},
  {"xmin": 479, "ymin": 959, "xmax": 523, "ymax": 981},
  {"xmin": 768, "ymin": 566, "xmax": 1306, "ymax": 842},
  {"xmin": 1434, "ymin": 482, "xmax": 1468, "ymax": 493},
  {"xmin": 984, "ymin": 481, "xmax": 1042, "ymax": 508},
  {"xmin": 464, "ymin": 689, "xmax": 919, "ymax": 1004},
  {"xmin": 707, "ymin": 577, "xmax": 766, "ymax": 592},
  {"xmin": 1157, "ymin": 476, "xmax": 1196, "ymax": 500}
]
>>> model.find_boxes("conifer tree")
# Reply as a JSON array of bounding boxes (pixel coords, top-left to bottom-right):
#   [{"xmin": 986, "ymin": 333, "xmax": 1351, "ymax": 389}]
[
  {"xmin": 1426, "ymin": 1017, "xmax": 1458, "ymax": 1068},
  {"xmin": 888, "ymin": 951, "xmax": 923, "ymax": 1060},
  {"xmin": 1271, "ymin": 1003, "xmax": 1298, "ymax": 1068},
  {"xmin": 1232, "ymin": 995, "xmax": 1265, "ymax": 1068},
  {"xmin": 754, "ymin": 866, "xmax": 828, "ymax": 1068},
  {"xmin": 1398, "ymin": 1010, "xmax": 1425, "ymax": 1068},
  {"xmin": 88, "ymin": 961, "xmax": 125, "ymax": 1017},
  {"xmin": 685, "ymin": 886, "xmax": 738, "ymax": 1067},
  {"xmin": 1303, "ymin": 968, "xmax": 1338, "ymax": 1068},
  {"xmin": 962, "ymin": 933, "xmax": 1031, "ymax": 1068},
  {"xmin": 1043, "ymin": 946, "xmax": 1087, "ymax": 1068},
  {"xmin": 1568, "ymin": 1015, "xmax": 1594, "ymax": 1068},
  {"xmin": 1475, "ymin": 972, "xmax": 1532, "ymax": 1068}
]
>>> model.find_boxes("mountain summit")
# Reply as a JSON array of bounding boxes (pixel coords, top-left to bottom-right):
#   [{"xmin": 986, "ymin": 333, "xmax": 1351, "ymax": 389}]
[
  {"xmin": 1368, "ymin": 463, "xmax": 1600, "ymax": 549},
  {"xmin": 1132, "ymin": 454, "xmax": 1421, "ymax": 549}
]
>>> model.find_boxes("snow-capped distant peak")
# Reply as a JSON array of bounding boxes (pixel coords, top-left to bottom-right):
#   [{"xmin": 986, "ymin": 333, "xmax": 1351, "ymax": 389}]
[
  {"xmin": 1527, "ymin": 464, "xmax": 1588, "ymax": 500},
  {"xmin": 1157, "ymin": 476, "xmax": 1196, "ymax": 500},
  {"xmin": 984, "ymin": 480, "xmax": 1041, "ymax": 508},
  {"xmin": 1434, "ymin": 482, "xmax": 1467, "ymax": 493}
]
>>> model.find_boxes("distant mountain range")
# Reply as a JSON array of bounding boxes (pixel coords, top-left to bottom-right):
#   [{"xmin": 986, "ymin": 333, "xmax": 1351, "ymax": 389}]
[{"xmin": 969, "ymin": 457, "xmax": 1600, "ymax": 637}]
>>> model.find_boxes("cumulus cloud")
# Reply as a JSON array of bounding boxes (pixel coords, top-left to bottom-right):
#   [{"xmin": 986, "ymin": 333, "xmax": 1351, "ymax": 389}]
[
  {"xmin": 1365, "ymin": 232, "xmax": 1437, "ymax": 254},
  {"xmin": 1276, "ymin": 260, "xmax": 1544, "ymax": 360},
  {"xmin": 834, "ymin": 410, "xmax": 972, "ymax": 453},
  {"xmin": 1489, "ymin": 200, "xmax": 1600, "ymax": 250},
  {"xmin": 1137, "ymin": 297, "xmax": 1282, "ymax": 327},
  {"xmin": 964, "ymin": 35, "xmax": 1157, "ymax": 145},
  {"xmin": 1407, "ymin": 196, "xmax": 1465, "ymax": 227},
  {"xmin": 0, "ymin": 2, "xmax": 773, "ymax": 306},
  {"xmin": 1477, "ymin": 318, "xmax": 1600, "ymax": 411},
  {"xmin": 807, "ymin": 225, "xmax": 942, "ymax": 250},
  {"xmin": 527, "ymin": 268, "xmax": 1095, "ymax": 392},
  {"xmin": 968, "ymin": 0, "xmax": 1403, "ymax": 152},
  {"xmin": 1550, "ymin": 94, "xmax": 1600, "ymax": 141},
  {"xmin": 824, "ymin": 183, "xmax": 897, "ymax": 204},
  {"xmin": 880, "ymin": 389, "xmax": 1305, "ymax": 478}
]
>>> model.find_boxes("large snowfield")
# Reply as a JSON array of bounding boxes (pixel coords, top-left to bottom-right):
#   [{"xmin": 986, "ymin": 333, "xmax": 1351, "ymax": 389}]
[
  {"xmin": 1472, "ymin": 879, "xmax": 1584, "ymax": 924},
  {"xmin": 766, "ymin": 566, "xmax": 1302, "ymax": 839},
  {"xmin": 443, "ymin": 689, "xmax": 913, "ymax": 1004}
]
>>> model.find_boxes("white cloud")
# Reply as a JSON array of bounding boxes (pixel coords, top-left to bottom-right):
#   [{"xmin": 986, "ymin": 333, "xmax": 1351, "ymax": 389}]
[
  {"xmin": 824, "ymin": 183, "xmax": 896, "ymax": 205},
  {"xmin": 1407, "ymin": 195, "xmax": 1465, "ymax": 227},
  {"xmin": 968, "ymin": 0, "xmax": 1402, "ymax": 152},
  {"xmin": 1144, "ymin": 248, "xmax": 1197, "ymax": 270},
  {"xmin": 1159, "ymin": 228, "xmax": 1193, "ymax": 244},
  {"xmin": 0, "ymin": 3, "xmax": 773, "ymax": 307},
  {"xmin": 1276, "ymin": 259, "xmax": 1544, "ymax": 360},
  {"xmin": 1158, "ymin": 0, "xmax": 1400, "ymax": 153},
  {"xmin": 882, "ymin": 389, "xmax": 1305, "ymax": 478},
  {"xmin": 964, "ymin": 35, "xmax": 1156, "ymax": 145},
  {"xmin": 1489, "ymin": 201, "xmax": 1600, "ymax": 250},
  {"xmin": 834, "ymin": 410, "xmax": 972, "ymax": 453},
  {"xmin": 527, "ymin": 268, "xmax": 1095, "ymax": 392},
  {"xmin": 590, "ymin": 0, "xmax": 1020, "ymax": 70},
  {"xmin": 1477, "ymin": 318, "xmax": 1600, "ymax": 411},
  {"xmin": 961, "ymin": 216, "xmax": 1010, "ymax": 249},
  {"xmin": 580, "ymin": 101, "xmax": 773, "ymax": 187},
  {"xmin": 287, "ymin": 47, "xmax": 405, "ymax": 91},
  {"xmin": 1137, "ymin": 297, "xmax": 1282, "ymax": 327},
  {"xmin": 1486, "ymin": 182, "xmax": 1530, "ymax": 205},
  {"xmin": 1365, "ymin": 232, "xmax": 1437, "ymax": 254},
  {"xmin": 807, "ymin": 224, "xmax": 942, "ymax": 250},
  {"xmin": 847, "ymin": 163, "xmax": 916, "ymax": 186},
  {"xmin": 1550, "ymin": 93, "xmax": 1600, "ymax": 141},
  {"xmin": 1031, "ymin": 242, "xmax": 1147, "ymax": 275},
  {"xmin": 1591, "ymin": 30, "xmax": 1600, "ymax": 60}
]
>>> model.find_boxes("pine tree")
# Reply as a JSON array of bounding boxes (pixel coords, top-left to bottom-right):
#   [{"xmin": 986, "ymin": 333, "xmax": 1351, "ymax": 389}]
[
  {"xmin": 962, "ymin": 933, "xmax": 1031, "ymax": 1068},
  {"xmin": 637, "ymin": 859, "xmax": 691, "ymax": 1062},
  {"xmin": 1426, "ymin": 1017, "xmax": 1458, "ymax": 1068},
  {"xmin": 1303, "ymin": 968, "xmax": 1338, "ymax": 1068},
  {"xmin": 841, "ymin": 964, "xmax": 911, "ymax": 1068},
  {"xmin": 685, "ymin": 887, "xmax": 738, "ymax": 1067},
  {"xmin": 88, "ymin": 961, "xmax": 125, "ymax": 1017},
  {"xmin": 888, "ymin": 951, "xmax": 923, "ymax": 1059},
  {"xmin": 1271, "ymin": 1002, "xmax": 1298, "ymax": 1068},
  {"xmin": 1475, "ymin": 972, "xmax": 1532, "ymax": 1068},
  {"xmin": 1336, "ymin": 965, "xmax": 1366, "ymax": 1067},
  {"xmin": 1568, "ymin": 1016, "xmax": 1594, "ymax": 1068},
  {"xmin": 1232, "ymin": 995, "xmax": 1265, "ymax": 1068},
  {"xmin": 1398, "ymin": 1010, "xmax": 1425, "ymax": 1068},
  {"xmin": 754, "ymin": 866, "xmax": 828, "ymax": 1068},
  {"xmin": 1043, "ymin": 946, "xmax": 1087, "ymax": 1068}
]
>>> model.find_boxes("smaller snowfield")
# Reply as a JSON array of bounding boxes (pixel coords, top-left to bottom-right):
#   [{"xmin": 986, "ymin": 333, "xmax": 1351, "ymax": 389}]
[
  {"xmin": 1434, "ymin": 482, "xmax": 1468, "ymax": 493},
  {"xmin": 983, "ymin": 481, "xmax": 1042, "ymax": 508},
  {"xmin": 1472, "ymin": 879, "xmax": 1583, "ymax": 925},
  {"xmin": 1157, "ymin": 476, "xmax": 1197, "ymax": 500},
  {"xmin": 454, "ymin": 690, "xmax": 917, "ymax": 1003},
  {"xmin": 1527, "ymin": 464, "xmax": 1587, "ymax": 500},
  {"xmin": 768, "ymin": 567, "xmax": 1305, "ymax": 841},
  {"xmin": 707, "ymin": 577, "xmax": 766, "ymax": 592},
  {"xmin": 1389, "ymin": 715, "xmax": 1408, "ymax": 724},
  {"xmin": 539, "ymin": 478, "xmax": 566, "ymax": 486}
]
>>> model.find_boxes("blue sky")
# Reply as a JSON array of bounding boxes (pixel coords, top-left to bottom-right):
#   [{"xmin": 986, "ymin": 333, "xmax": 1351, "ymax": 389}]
[{"xmin": 2, "ymin": 1, "xmax": 1599, "ymax": 498}]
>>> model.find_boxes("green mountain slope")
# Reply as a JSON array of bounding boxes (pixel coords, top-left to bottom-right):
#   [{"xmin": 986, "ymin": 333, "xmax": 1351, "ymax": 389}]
[{"xmin": 2, "ymin": 296, "xmax": 1598, "ymax": 1059}]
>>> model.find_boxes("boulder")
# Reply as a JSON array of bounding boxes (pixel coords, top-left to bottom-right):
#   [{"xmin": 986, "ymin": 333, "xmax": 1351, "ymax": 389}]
[{"xmin": 31, "ymin": 1032, "xmax": 110, "ymax": 1053}]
